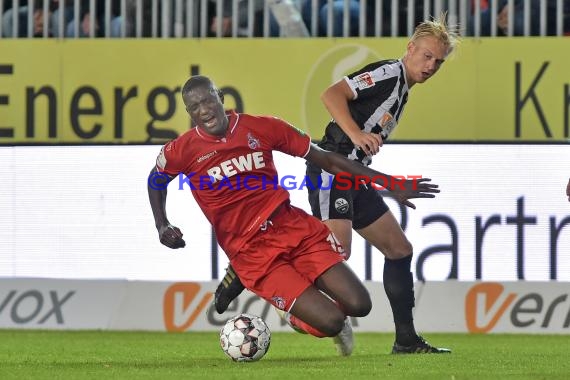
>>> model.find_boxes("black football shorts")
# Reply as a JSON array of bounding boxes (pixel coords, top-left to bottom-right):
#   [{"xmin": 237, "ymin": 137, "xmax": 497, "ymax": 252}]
[{"xmin": 306, "ymin": 162, "xmax": 389, "ymax": 230}]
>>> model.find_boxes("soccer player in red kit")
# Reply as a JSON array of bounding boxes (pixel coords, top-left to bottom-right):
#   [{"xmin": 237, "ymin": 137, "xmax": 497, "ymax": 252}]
[{"xmin": 147, "ymin": 75, "xmax": 439, "ymax": 356}]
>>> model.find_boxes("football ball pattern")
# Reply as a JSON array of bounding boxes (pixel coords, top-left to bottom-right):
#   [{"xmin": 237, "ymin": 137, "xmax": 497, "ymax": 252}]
[{"xmin": 220, "ymin": 313, "xmax": 271, "ymax": 362}]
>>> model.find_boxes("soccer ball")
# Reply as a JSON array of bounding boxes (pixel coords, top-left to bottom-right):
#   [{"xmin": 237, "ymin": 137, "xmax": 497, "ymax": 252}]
[{"xmin": 220, "ymin": 313, "xmax": 271, "ymax": 362}]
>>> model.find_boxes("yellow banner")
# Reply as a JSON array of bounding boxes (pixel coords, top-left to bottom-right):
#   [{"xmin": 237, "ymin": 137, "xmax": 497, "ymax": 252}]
[{"xmin": 0, "ymin": 38, "xmax": 569, "ymax": 144}]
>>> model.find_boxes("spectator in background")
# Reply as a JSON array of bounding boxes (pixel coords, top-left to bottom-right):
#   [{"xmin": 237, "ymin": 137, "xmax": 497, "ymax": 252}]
[
  {"xmin": 64, "ymin": 0, "xmax": 127, "ymax": 38},
  {"xmin": 208, "ymin": 0, "xmax": 279, "ymax": 37},
  {"xmin": 50, "ymin": 0, "xmax": 74, "ymax": 37},
  {"xmin": 468, "ymin": 0, "xmax": 568, "ymax": 36},
  {"xmin": 267, "ymin": 0, "xmax": 309, "ymax": 37},
  {"xmin": 2, "ymin": 0, "xmax": 50, "ymax": 37},
  {"xmin": 386, "ymin": 0, "xmax": 429, "ymax": 36},
  {"xmin": 301, "ymin": 0, "xmax": 375, "ymax": 36},
  {"xmin": 300, "ymin": 0, "xmax": 427, "ymax": 37}
]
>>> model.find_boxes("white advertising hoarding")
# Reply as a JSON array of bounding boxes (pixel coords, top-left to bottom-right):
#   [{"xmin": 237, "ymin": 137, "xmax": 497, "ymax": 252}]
[
  {"xmin": 0, "ymin": 144, "xmax": 569, "ymax": 282},
  {"xmin": 1, "ymin": 279, "xmax": 568, "ymax": 334}
]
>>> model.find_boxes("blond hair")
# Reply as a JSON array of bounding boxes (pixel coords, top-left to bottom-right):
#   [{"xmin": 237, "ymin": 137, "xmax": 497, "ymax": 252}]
[{"xmin": 411, "ymin": 12, "xmax": 460, "ymax": 56}]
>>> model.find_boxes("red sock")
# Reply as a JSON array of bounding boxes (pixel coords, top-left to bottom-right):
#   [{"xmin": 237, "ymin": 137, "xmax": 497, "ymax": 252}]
[{"xmin": 289, "ymin": 315, "xmax": 328, "ymax": 338}]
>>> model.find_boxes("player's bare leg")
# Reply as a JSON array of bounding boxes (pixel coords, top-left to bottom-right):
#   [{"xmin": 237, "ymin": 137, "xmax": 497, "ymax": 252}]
[
  {"xmin": 318, "ymin": 219, "xmax": 355, "ymax": 355},
  {"xmin": 357, "ymin": 210, "xmax": 451, "ymax": 354},
  {"xmin": 314, "ymin": 261, "xmax": 371, "ymax": 356},
  {"xmin": 313, "ymin": 262, "xmax": 372, "ymax": 317},
  {"xmin": 282, "ymin": 262, "xmax": 371, "ymax": 356}
]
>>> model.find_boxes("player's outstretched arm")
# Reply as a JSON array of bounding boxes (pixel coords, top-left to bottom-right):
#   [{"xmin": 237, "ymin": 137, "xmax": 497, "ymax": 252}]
[
  {"xmin": 566, "ymin": 178, "xmax": 570, "ymax": 202},
  {"xmin": 321, "ymin": 79, "xmax": 382, "ymax": 156},
  {"xmin": 304, "ymin": 144, "xmax": 439, "ymax": 209},
  {"xmin": 147, "ymin": 167, "xmax": 186, "ymax": 249}
]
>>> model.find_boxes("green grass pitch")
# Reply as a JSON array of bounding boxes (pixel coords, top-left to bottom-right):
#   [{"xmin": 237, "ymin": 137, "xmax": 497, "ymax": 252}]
[{"xmin": 1, "ymin": 330, "xmax": 568, "ymax": 379}]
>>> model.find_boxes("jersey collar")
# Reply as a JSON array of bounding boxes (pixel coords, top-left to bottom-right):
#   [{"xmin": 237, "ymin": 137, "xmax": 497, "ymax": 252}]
[
  {"xmin": 398, "ymin": 59, "xmax": 410, "ymax": 89},
  {"xmin": 195, "ymin": 110, "xmax": 239, "ymax": 143}
]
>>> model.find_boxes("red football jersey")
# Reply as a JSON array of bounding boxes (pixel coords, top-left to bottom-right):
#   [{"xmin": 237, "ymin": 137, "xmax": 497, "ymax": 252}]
[{"xmin": 155, "ymin": 111, "xmax": 311, "ymax": 257}]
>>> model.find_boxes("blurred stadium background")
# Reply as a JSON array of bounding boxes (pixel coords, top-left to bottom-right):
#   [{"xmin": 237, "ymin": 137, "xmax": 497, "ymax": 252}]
[{"xmin": 1, "ymin": 0, "xmax": 569, "ymax": 339}]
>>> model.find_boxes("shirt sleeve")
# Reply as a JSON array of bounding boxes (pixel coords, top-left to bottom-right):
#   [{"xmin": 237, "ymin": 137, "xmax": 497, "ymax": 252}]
[
  {"xmin": 155, "ymin": 140, "xmax": 184, "ymax": 177},
  {"xmin": 265, "ymin": 116, "xmax": 311, "ymax": 158},
  {"xmin": 345, "ymin": 60, "xmax": 400, "ymax": 100}
]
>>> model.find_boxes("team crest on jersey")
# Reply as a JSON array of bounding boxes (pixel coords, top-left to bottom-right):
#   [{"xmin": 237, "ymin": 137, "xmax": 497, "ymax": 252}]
[
  {"xmin": 247, "ymin": 133, "xmax": 260, "ymax": 150},
  {"xmin": 354, "ymin": 72, "xmax": 374, "ymax": 90},
  {"xmin": 334, "ymin": 198, "xmax": 349, "ymax": 214},
  {"xmin": 271, "ymin": 296, "xmax": 286, "ymax": 310}
]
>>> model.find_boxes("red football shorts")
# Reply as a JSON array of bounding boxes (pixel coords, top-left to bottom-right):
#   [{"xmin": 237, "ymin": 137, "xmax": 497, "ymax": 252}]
[{"xmin": 230, "ymin": 202, "xmax": 346, "ymax": 312}]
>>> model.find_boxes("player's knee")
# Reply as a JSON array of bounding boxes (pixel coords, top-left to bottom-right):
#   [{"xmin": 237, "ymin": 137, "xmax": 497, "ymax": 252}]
[
  {"xmin": 319, "ymin": 311, "xmax": 346, "ymax": 337},
  {"xmin": 356, "ymin": 293, "xmax": 372, "ymax": 317},
  {"xmin": 385, "ymin": 240, "xmax": 413, "ymax": 259},
  {"xmin": 343, "ymin": 291, "xmax": 372, "ymax": 317}
]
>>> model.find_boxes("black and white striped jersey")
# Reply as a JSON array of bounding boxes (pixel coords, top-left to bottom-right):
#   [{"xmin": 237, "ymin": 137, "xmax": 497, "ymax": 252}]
[{"xmin": 317, "ymin": 59, "xmax": 409, "ymax": 166}]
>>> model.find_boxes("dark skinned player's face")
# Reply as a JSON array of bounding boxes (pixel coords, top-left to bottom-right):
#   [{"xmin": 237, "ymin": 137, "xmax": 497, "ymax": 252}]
[{"xmin": 183, "ymin": 85, "xmax": 228, "ymax": 137}]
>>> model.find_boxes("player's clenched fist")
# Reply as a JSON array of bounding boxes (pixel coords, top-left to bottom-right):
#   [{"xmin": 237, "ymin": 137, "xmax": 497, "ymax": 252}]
[{"xmin": 158, "ymin": 224, "xmax": 186, "ymax": 249}]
